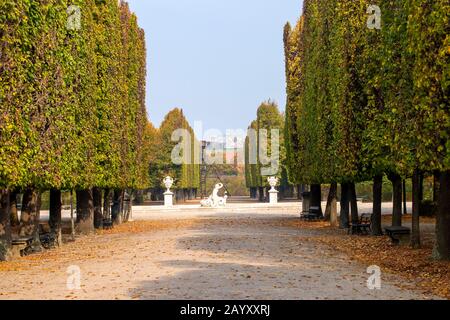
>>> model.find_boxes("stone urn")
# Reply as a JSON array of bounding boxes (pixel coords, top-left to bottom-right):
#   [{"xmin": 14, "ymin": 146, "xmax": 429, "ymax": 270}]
[
  {"xmin": 267, "ymin": 177, "xmax": 279, "ymax": 205},
  {"xmin": 163, "ymin": 177, "xmax": 174, "ymax": 207},
  {"xmin": 267, "ymin": 177, "xmax": 279, "ymax": 192},
  {"xmin": 163, "ymin": 176, "xmax": 174, "ymax": 193}
]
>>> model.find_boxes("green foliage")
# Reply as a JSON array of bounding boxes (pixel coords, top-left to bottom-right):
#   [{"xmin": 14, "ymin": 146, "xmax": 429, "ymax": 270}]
[
  {"xmin": 283, "ymin": 18, "xmax": 303, "ymax": 185},
  {"xmin": 0, "ymin": 0, "xmax": 150, "ymax": 191},
  {"xmin": 147, "ymin": 108, "xmax": 200, "ymax": 190},
  {"xmin": 245, "ymin": 101, "xmax": 291, "ymax": 189},
  {"xmin": 283, "ymin": 0, "xmax": 449, "ymax": 185}
]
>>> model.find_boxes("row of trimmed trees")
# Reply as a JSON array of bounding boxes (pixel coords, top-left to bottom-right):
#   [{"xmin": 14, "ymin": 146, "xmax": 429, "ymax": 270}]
[
  {"xmin": 146, "ymin": 108, "xmax": 201, "ymax": 202},
  {"xmin": 244, "ymin": 101, "xmax": 294, "ymax": 201},
  {"xmin": 283, "ymin": 0, "xmax": 449, "ymax": 260},
  {"xmin": 0, "ymin": 0, "xmax": 151, "ymax": 260}
]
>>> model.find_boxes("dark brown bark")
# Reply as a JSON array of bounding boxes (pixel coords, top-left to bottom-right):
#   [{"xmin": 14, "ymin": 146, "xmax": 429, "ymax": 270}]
[
  {"xmin": 372, "ymin": 175, "xmax": 383, "ymax": 236},
  {"xmin": 49, "ymin": 189, "xmax": 62, "ymax": 246},
  {"xmin": 418, "ymin": 173, "xmax": 424, "ymax": 203},
  {"xmin": 19, "ymin": 189, "xmax": 42, "ymax": 251},
  {"xmin": 124, "ymin": 190, "xmax": 132, "ymax": 222},
  {"xmin": 340, "ymin": 183, "xmax": 350, "ymax": 229},
  {"xmin": 258, "ymin": 187, "xmax": 265, "ymax": 202},
  {"xmin": 310, "ymin": 184, "xmax": 323, "ymax": 216},
  {"xmin": 433, "ymin": 171, "xmax": 441, "ymax": 203},
  {"xmin": 434, "ymin": 170, "xmax": 450, "ymax": 260},
  {"xmin": 250, "ymin": 187, "xmax": 257, "ymax": 199},
  {"xmin": 349, "ymin": 182, "xmax": 359, "ymax": 224},
  {"xmin": 9, "ymin": 191, "xmax": 19, "ymax": 227},
  {"xmin": 134, "ymin": 190, "xmax": 144, "ymax": 205},
  {"xmin": 297, "ymin": 185, "xmax": 302, "ymax": 200},
  {"xmin": 324, "ymin": 182, "xmax": 337, "ymax": 221},
  {"xmin": 103, "ymin": 189, "xmax": 111, "ymax": 219},
  {"xmin": 0, "ymin": 190, "xmax": 12, "ymax": 261},
  {"xmin": 93, "ymin": 187, "xmax": 103, "ymax": 229},
  {"xmin": 402, "ymin": 179, "xmax": 408, "ymax": 215},
  {"xmin": 120, "ymin": 190, "xmax": 126, "ymax": 218},
  {"xmin": 389, "ymin": 173, "xmax": 403, "ymax": 227},
  {"xmin": 76, "ymin": 189, "xmax": 94, "ymax": 234},
  {"xmin": 411, "ymin": 170, "xmax": 421, "ymax": 248},
  {"xmin": 19, "ymin": 189, "xmax": 40, "ymax": 236},
  {"xmin": 69, "ymin": 190, "xmax": 75, "ymax": 240},
  {"xmin": 111, "ymin": 189, "xmax": 123, "ymax": 225}
]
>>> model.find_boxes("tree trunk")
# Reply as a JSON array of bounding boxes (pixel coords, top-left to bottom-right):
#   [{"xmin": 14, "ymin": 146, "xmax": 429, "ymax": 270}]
[
  {"xmin": 76, "ymin": 189, "xmax": 94, "ymax": 234},
  {"xmin": 124, "ymin": 190, "xmax": 132, "ymax": 222},
  {"xmin": 411, "ymin": 170, "xmax": 421, "ymax": 248},
  {"xmin": 19, "ymin": 189, "xmax": 42, "ymax": 252},
  {"xmin": 418, "ymin": 173, "xmax": 424, "ymax": 204},
  {"xmin": 9, "ymin": 191, "xmax": 19, "ymax": 227},
  {"xmin": 330, "ymin": 194, "xmax": 338, "ymax": 228},
  {"xmin": 349, "ymin": 182, "xmax": 359, "ymax": 224},
  {"xmin": 372, "ymin": 175, "xmax": 383, "ymax": 236},
  {"xmin": 258, "ymin": 187, "xmax": 265, "ymax": 202},
  {"xmin": 49, "ymin": 189, "xmax": 62, "ymax": 246},
  {"xmin": 340, "ymin": 183, "xmax": 350, "ymax": 229},
  {"xmin": 434, "ymin": 170, "xmax": 450, "ymax": 260},
  {"xmin": 111, "ymin": 189, "xmax": 123, "ymax": 225},
  {"xmin": 324, "ymin": 182, "xmax": 337, "ymax": 221},
  {"xmin": 433, "ymin": 171, "xmax": 441, "ymax": 203},
  {"xmin": 389, "ymin": 173, "xmax": 402, "ymax": 227},
  {"xmin": 310, "ymin": 184, "xmax": 322, "ymax": 216},
  {"xmin": 93, "ymin": 187, "xmax": 103, "ymax": 229},
  {"xmin": 402, "ymin": 179, "xmax": 408, "ymax": 215},
  {"xmin": 297, "ymin": 185, "xmax": 302, "ymax": 200},
  {"xmin": 120, "ymin": 189, "xmax": 126, "ymax": 222},
  {"xmin": 0, "ymin": 190, "xmax": 12, "ymax": 261},
  {"xmin": 279, "ymin": 186, "xmax": 285, "ymax": 200},
  {"xmin": 134, "ymin": 190, "xmax": 144, "ymax": 205},
  {"xmin": 103, "ymin": 189, "xmax": 111, "ymax": 220}
]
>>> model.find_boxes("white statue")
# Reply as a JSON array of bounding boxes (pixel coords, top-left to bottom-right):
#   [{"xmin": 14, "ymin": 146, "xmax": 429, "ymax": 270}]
[
  {"xmin": 163, "ymin": 176, "xmax": 174, "ymax": 193},
  {"xmin": 267, "ymin": 176, "xmax": 279, "ymax": 192},
  {"xmin": 201, "ymin": 183, "xmax": 228, "ymax": 208}
]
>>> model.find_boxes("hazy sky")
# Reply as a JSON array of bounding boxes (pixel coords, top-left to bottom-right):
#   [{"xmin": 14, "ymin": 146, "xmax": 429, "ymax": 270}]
[{"xmin": 127, "ymin": 0, "xmax": 303, "ymax": 134}]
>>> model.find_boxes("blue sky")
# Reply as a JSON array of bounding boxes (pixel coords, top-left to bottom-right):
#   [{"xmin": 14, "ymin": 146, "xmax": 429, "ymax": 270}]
[{"xmin": 127, "ymin": 0, "xmax": 303, "ymax": 133}]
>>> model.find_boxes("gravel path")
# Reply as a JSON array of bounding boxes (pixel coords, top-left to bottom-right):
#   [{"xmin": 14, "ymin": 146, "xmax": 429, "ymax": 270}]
[{"xmin": 0, "ymin": 213, "xmax": 437, "ymax": 300}]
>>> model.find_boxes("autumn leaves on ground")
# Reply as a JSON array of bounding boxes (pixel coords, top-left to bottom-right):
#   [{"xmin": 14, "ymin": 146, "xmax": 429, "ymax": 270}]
[{"xmin": 0, "ymin": 214, "xmax": 448, "ymax": 300}]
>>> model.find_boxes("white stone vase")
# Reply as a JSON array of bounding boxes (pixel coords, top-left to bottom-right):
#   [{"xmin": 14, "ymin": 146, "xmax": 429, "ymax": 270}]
[{"xmin": 163, "ymin": 176, "xmax": 174, "ymax": 193}]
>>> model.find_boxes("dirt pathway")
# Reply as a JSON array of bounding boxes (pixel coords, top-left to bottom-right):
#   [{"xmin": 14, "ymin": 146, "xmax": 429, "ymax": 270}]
[{"xmin": 0, "ymin": 215, "xmax": 438, "ymax": 300}]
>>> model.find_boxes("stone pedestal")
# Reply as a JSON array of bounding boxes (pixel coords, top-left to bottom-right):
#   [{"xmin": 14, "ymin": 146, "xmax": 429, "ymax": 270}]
[
  {"xmin": 269, "ymin": 190, "xmax": 279, "ymax": 205},
  {"xmin": 164, "ymin": 192, "xmax": 174, "ymax": 207}
]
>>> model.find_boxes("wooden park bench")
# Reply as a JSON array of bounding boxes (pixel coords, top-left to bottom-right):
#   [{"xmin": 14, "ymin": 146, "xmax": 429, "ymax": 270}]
[
  {"xmin": 348, "ymin": 213, "xmax": 372, "ymax": 235},
  {"xmin": 102, "ymin": 218, "xmax": 114, "ymax": 230},
  {"xmin": 385, "ymin": 226, "xmax": 411, "ymax": 245},
  {"xmin": 39, "ymin": 232, "xmax": 58, "ymax": 249},
  {"xmin": 11, "ymin": 236, "xmax": 33, "ymax": 257},
  {"xmin": 300, "ymin": 206, "xmax": 323, "ymax": 221}
]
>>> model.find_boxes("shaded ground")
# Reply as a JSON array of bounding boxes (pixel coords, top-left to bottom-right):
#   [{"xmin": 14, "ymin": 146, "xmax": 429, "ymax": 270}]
[{"xmin": 0, "ymin": 215, "xmax": 444, "ymax": 300}]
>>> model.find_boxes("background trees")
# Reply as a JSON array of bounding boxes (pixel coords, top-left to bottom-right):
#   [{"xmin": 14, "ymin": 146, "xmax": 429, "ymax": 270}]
[
  {"xmin": 284, "ymin": 0, "xmax": 449, "ymax": 259},
  {"xmin": 245, "ymin": 101, "xmax": 292, "ymax": 201},
  {"xmin": 146, "ymin": 108, "xmax": 200, "ymax": 202}
]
